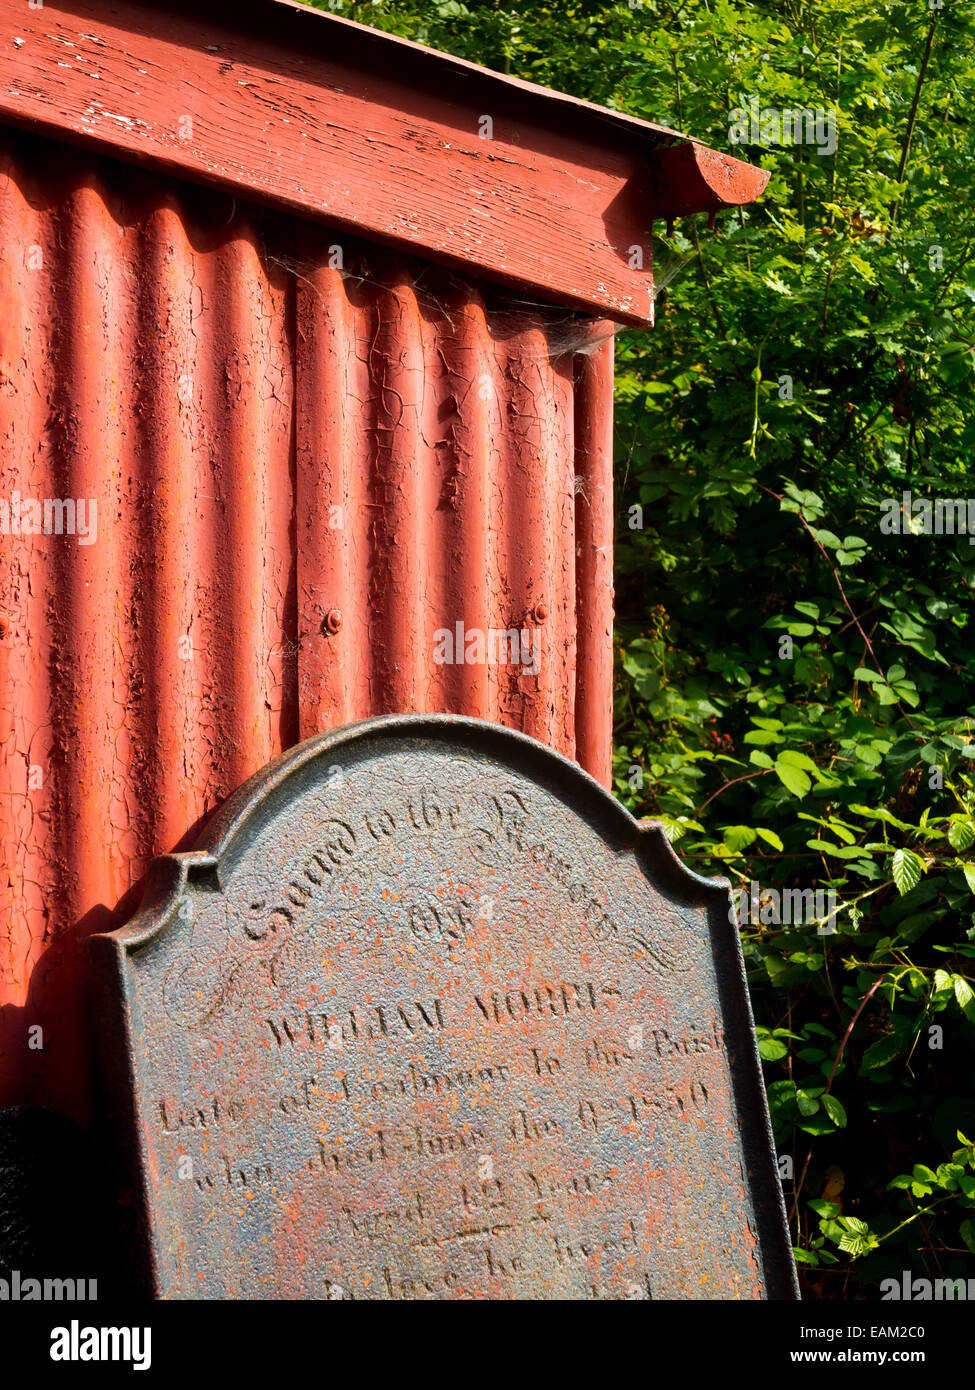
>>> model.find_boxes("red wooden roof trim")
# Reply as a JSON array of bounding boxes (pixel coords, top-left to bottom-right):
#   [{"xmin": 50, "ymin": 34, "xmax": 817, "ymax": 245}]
[
  {"xmin": 0, "ymin": 0, "xmax": 768, "ymax": 326},
  {"xmin": 648, "ymin": 142, "xmax": 770, "ymax": 217}
]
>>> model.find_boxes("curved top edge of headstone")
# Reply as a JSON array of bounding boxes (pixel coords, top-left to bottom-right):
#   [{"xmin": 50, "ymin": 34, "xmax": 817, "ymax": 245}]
[{"xmin": 99, "ymin": 714, "xmax": 731, "ymax": 955}]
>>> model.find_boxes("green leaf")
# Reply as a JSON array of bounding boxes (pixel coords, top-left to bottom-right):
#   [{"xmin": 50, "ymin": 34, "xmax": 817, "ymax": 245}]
[
  {"xmin": 777, "ymin": 750, "xmax": 820, "ymax": 773},
  {"xmin": 822, "ymin": 1094, "xmax": 847, "ymax": 1128},
  {"xmin": 949, "ymin": 820, "xmax": 975, "ymax": 852},
  {"xmin": 954, "ymin": 975, "xmax": 975, "ymax": 1024},
  {"xmin": 891, "ymin": 849, "xmax": 925, "ymax": 896},
  {"xmin": 756, "ymin": 827, "xmax": 785, "ymax": 851},
  {"xmin": 837, "ymin": 1216, "xmax": 876, "ymax": 1257},
  {"xmin": 792, "ymin": 1247, "xmax": 820, "ymax": 1265},
  {"xmin": 775, "ymin": 757, "xmax": 812, "ymax": 798},
  {"xmin": 796, "ymin": 1088, "xmax": 820, "ymax": 1117},
  {"xmin": 861, "ymin": 1035, "xmax": 902, "ymax": 1072},
  {"xmin": 723, "ymin": 825, "xmax": 758, "ymax": 852},
  {"xmin": 807, "ymin": 839, "xmax": 866, "ymax": 859},
  {"xmin": 799, "ymin": 1113, "xmax": 836, "ymax": 1136}
]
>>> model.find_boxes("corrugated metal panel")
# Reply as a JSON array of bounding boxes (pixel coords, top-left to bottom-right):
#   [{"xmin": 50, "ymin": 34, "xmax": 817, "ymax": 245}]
[{"xmin": 0, "ymin": 126, "xmax": 613, "ymax": 1122}]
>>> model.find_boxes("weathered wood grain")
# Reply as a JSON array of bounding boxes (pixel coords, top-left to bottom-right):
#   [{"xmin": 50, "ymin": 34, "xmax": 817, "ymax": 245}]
[{"xmin": 0, "ymin": 0, "xmax": 767, "ymax": 324}]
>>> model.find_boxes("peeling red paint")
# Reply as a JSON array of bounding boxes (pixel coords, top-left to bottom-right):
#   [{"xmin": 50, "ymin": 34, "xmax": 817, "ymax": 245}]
[{"xmin": 0, "ymin": 129, "xmax": 614, "ymax": 1122}]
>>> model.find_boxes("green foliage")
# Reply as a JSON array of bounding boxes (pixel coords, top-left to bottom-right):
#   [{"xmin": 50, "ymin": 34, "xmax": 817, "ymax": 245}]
[
  {"xmin": 299, "ymin": 0, "xmax": 975, "ymax": 1293},
  {"xmin": 602, "ymin": 1, "xmax": 975, "ymax": 1296}
]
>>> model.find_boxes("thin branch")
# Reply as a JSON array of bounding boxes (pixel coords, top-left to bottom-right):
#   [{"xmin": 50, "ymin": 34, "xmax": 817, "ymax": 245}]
[
  {"xmin": 694, "ymin": 767, "xmax": 775, "ymax": 816},
  {"xmin": 760, "ymin": 485, "xmax": 918, "ymax": 729},
  {"xmin": 889, "ymin": 14, "xmax": 941, "ymax": 232},
  {"xmin": 789, "ymin": 974, "xmax": 887, "ymax": 1223},
  {"xmin": 935, "ymin": 219, "xmax": 975, "ymax": 308}
]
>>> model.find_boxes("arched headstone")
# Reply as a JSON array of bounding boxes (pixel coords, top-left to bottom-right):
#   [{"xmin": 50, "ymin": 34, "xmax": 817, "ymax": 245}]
[{"xmin": 94, "ymin": 715, "xmax": 797, "ymax": 1299}]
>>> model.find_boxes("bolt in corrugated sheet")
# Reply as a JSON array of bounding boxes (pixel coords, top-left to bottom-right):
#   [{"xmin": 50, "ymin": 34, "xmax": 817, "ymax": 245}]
[{"xmin": 0, "ymin": 128, "xmax": 614, "ymax": 1122}]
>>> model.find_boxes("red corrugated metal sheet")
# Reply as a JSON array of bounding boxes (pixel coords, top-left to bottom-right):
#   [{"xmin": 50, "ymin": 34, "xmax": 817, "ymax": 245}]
[{"xmin": 0, "ymin": 126, "xmax": 613, "ymax": 1122}]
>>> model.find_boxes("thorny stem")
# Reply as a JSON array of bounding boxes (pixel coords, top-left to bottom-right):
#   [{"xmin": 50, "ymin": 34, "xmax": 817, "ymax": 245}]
[
  {"xmin": 694, "ymin": 766, "xmax": 775, "ymax": 816},
  {"xmin": 760, "ymin": 486, "xmax": 918, "ymax": 729},
  {"xmin": 811, "ymin": 881, "xmax": 886, "ymax": 931},
  {"xmin": 689, "ymin": 219, "xmax": 728, "ymax": 338},
  {"xmin": 748, "ymin": 343, "xmax": 766, "ymax": 458},
  {"xmin": 878, "ymin": 1194, "xmax": 955, "ymax": 1246},
  {"xmin": 789, "ymin": 974, "xmax": 887, "ymax": 1225}
]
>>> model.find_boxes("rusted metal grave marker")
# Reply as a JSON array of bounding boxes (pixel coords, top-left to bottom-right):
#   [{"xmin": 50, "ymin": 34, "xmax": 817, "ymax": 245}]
[{"xmin": 95, "ymin": 715, "xmax": 797, "ymax": 1299}]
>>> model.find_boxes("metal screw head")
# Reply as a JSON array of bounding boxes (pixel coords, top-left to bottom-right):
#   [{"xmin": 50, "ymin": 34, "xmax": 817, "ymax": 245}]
[
  {"xmin": 533, "ymin": 602, "xmax": 549, "ymax": 624},
  {"xmin": 323, "ymin": 609, "xmax": 343, "ymax": 635}
]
